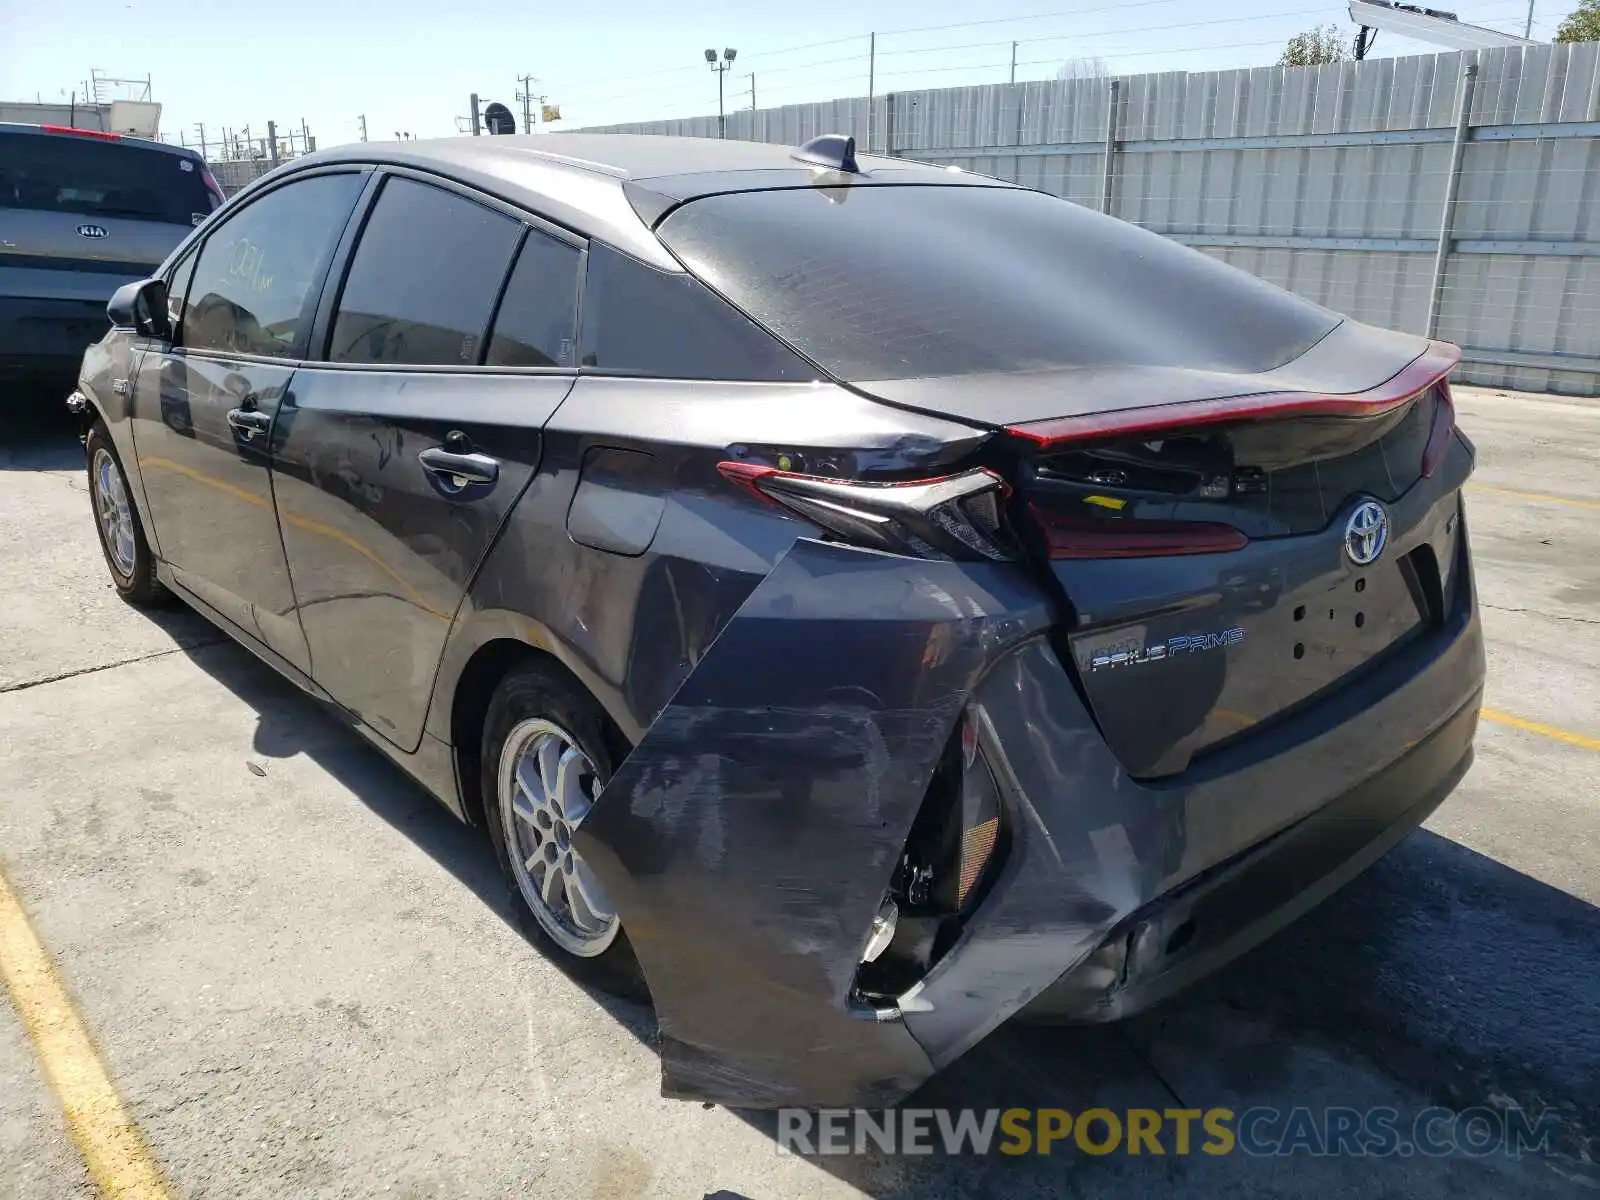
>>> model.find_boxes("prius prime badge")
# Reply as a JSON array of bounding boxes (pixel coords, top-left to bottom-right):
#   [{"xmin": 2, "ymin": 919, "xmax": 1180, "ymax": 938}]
[{"xmin": 1344, "ymin": 500, "xmax": 1389, "ymax": 566}]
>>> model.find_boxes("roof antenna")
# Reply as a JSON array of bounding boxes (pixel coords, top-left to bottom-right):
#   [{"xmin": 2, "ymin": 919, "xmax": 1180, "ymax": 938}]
[{"xmin": 792, "ymin": 133, "xmax": 861, "ymax": 174}]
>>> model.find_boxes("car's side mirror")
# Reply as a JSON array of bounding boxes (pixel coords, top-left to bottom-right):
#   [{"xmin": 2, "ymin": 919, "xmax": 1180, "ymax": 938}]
[{"xmin": 107, "ymin": 278, "xmax": 172, "ymax": 342}]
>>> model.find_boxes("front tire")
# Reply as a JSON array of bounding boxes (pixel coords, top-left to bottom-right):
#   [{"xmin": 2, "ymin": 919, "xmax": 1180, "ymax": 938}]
[
  {"xmin": 481, "ymin": 662, "xmax": 649, "ymax": 1002},
  {"xmin": 85, "ymin": 421, "xmax": 166, "ymax": 607}
]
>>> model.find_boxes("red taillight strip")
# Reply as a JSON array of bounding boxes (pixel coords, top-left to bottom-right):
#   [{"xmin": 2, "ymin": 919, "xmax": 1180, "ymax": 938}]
[
  {"xmin": 1030, "ymin": 506, "xmax": 1248, "ymax": 559},
  {"xmin": 1420, "ymin": 379, "xmax": 1457, "ymax": 478},
  {"xmin": 1005, "ymin": 341, "xmax": 1462, "ymax": 449},
  {"xmin": 716, "ymin": 460, "xmax": 781, "ymax": 504},
  {"xmin": 39, "ymin": 124, "xmax": 122, "ymax": 141}
]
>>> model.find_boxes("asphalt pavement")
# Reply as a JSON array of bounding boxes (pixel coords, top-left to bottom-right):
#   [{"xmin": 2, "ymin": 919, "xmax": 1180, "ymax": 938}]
[{"xmin": 0, "ymin": 386, "xmax": 1596, "ymax": 1199}]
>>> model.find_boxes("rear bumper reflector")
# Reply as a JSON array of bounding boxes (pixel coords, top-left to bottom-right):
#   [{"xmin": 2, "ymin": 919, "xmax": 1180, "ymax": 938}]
[{"xmin": 1030, "ymin": 506, "xmax": 1250, "ymax": 559}]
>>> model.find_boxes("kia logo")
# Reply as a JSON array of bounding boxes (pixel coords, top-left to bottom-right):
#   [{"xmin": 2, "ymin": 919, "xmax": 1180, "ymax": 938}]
[{"xmin": 76, "ymin": 224, "xmax": 109, "ymax": 239}]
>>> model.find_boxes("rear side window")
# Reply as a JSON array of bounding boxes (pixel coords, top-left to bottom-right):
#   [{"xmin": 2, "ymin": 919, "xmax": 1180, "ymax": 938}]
[
  {"xmin": 182, "ymin": 172, "xmax": 363, "ymax": 358},
  {"xmin": 486, "ymin": 230, "xmax": 581, "ymax": 368},
  {"xmin": 0, "ymin": 132, "xmax": 219, "ymax": 226},
  {"xmin": 577, "ymin": 243, "xmax": 812, "ymax": 381},
  {"xmin": 330, "ymin": 177, "xmax": 520, "ymax": 366}
]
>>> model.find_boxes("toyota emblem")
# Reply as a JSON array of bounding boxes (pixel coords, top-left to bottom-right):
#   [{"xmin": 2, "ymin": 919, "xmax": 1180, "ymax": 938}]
[{"xmin": 1344, "ymin": 500, "xmax": 1389, "ymax": 566}]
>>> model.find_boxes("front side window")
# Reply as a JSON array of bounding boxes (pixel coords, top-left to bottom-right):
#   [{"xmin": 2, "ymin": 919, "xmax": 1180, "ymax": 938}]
[
  {"xmin": 486, "ymin": 230, "xmax": 581, "ymax": 368},
  {"xmin": 182, "ymin": 173, "xmax": 363, "ymax": 358},
  {"xmin": 330, "ymin": 177, "xmax": 520, "ymax": 366}
]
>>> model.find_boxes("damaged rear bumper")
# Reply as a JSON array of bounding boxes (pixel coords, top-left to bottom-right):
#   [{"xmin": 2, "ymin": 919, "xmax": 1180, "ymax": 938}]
[
  {"xmin": 1019, "ymin": 691, "xmax": 1478, "ymax": 1024},
  {"xmin": 576, "ymin": 534, "xmax": 1485, "ymax": 1109}
]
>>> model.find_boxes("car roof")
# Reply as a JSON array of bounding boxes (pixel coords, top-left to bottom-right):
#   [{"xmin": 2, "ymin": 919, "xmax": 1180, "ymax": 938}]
[
  {"xmin": 318, "ymin": 132, "xmax": 1000, "ymax": 186},
  {"xmin": 280, "ymin": 133, "xmax": 1015, "ymax": 271},
  {"xmin": 0, "ymin": 122, "xmax": 202, "ymax": 159}
]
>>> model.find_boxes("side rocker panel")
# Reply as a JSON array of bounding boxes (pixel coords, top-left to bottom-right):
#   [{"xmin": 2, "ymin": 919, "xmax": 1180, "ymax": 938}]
[{"xmin": 574, "ymin": 539, "xmax": 1054, "ymax": 1107}]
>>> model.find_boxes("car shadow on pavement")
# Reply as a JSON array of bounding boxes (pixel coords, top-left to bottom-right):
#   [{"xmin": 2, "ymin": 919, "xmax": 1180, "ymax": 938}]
[
  {"xmin": 170, "ymin": 631, "xmax": 655, "ymax": 1044},
  {"xmin": 166, "ymin": 628, "xmax": 1598, "ymax": 1198},
  {"xmin": 0, "ymin": 400, "xmax": 84, "ymax": 472}
]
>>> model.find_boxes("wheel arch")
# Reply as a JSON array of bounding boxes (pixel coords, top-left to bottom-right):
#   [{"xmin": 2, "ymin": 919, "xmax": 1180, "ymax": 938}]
[{"xmin": 445, "ymin": 632, "xmax": 633, "ymax": 830}]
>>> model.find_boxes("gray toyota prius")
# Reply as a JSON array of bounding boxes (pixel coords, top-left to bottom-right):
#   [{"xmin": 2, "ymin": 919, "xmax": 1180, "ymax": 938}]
[{"xmin": 69, "ymin": 132, "xmax": 1484, "ymax": 1109}]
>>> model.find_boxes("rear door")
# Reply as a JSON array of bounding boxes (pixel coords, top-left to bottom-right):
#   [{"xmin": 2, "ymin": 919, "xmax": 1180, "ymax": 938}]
[
  {"xmin": 272, "ymin": 171, "xmax": 581, "ymax": 750},
  {"xmin": 129, "ymin": 169, "xmax": 365, "ymax": 673}
]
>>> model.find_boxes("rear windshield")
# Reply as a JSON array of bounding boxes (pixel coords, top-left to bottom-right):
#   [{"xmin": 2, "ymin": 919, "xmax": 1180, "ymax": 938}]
[
  {"xmin": 0, "ymin": 132, "xmax": 218, "ymax": 226},
  {"xmin": 657, "ymin": 185, "xmax": 1341, "ymax": 382}
]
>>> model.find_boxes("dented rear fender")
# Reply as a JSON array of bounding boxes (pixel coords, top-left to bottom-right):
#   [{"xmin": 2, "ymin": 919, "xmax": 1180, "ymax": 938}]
[{"xmin": 576, "ymin": 538, "xmax": 1057, "ymax": 1107}]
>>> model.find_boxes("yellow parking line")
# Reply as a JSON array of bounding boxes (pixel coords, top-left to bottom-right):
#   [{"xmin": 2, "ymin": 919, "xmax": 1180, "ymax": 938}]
[
  {"xmin": 1467, "ymin": 483, "xmax": 1600, "ymax": 510},
  {"xmin": 0, "ymin": 864, "xmax": 169, "ymax": 1199},
  {"xmin": 1480, "ymin": 707, "xmax": 1600, "ymax": 752}
]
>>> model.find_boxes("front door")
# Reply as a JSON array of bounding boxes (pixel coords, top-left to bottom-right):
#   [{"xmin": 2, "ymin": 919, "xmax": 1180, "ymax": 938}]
[
  {"xmin": 128, "ymin": 170, "xmax": 366, "ymax": 674},
  {"xmin": 272, "ymin": 174, "xmax": 583, "ymax": 749}
]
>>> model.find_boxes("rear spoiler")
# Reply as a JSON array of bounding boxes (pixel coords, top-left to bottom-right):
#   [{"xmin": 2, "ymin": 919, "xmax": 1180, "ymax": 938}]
[{"xmin": 1005, "ymin": 341, "xmax": 1461, "ymax": 449}]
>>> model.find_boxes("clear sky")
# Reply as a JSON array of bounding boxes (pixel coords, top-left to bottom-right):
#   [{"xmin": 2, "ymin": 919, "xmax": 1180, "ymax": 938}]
[{"xmin": 2, "ymin": 0, "xmax": 1570, "ymax": 151}]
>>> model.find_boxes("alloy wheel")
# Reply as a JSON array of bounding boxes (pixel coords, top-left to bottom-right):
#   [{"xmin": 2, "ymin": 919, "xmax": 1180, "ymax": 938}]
[
  {"xmin": 92, "ymin": 447, "xmax": 137, "ymax": 578},
  {"xmin": 497, "ymin": 718, "xmax": 620, "ymax": 957}
]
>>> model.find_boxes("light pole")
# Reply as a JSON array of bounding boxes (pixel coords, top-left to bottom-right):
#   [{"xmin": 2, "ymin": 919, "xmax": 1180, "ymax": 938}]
[{"xmin": 705, "ymin": 47, "xmax": 736, "ymax": 138}]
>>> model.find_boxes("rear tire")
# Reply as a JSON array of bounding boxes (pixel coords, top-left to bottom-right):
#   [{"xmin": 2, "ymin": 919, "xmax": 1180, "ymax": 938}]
[
  {"xmin": 85, "ymin": 421, "xmax": 167, "ymax": 607},
  {"xmin": 481, "ymin": 662, "xmax": 649, "ymax": 1003}
]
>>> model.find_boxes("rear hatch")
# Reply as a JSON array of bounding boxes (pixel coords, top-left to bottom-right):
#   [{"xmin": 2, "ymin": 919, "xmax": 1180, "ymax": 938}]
[
  {"xmin": 657, "ymin": 180, "xmax": 1468, "ymax": 778},
  {"xmin": 0, "ymin": 126, "xmax": 221, "ymax": 298},
  {"xmin": 998, "ymin": 345, "xmax": 1462, "ymax": 776}
]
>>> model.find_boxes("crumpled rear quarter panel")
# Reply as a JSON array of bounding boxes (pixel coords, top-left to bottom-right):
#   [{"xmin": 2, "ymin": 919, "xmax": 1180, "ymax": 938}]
[{"xmin": 574, "ymin": 538, "xmax": 1054, "ymax": 1108}]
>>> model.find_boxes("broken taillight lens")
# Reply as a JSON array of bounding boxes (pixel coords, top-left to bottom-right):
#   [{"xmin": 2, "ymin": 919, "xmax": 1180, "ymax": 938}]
[
  {"xmin": 718, "ymin": 461, "xmax": 1015, "ymax": 562},
  {"xmin": 955, "ymin": 711, "xmax": 1003, "ymax": 910}
]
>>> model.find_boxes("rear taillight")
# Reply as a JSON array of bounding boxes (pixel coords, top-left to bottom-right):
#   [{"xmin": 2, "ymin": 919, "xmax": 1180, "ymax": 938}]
[
  {"xmin": 201, "ymin": 166, "xmax": 226, "ymax": 210},
  {"xmin": 1006, "ymin": 344, "xmax": 1462, "ymax": 560},
  {"xmin": 954, "ymin": 713, "xmax": 1003, "ymax": 909},
  {"xmin": 1420, "ymin": 381, "xmax": 1456, "ymax": 478},
  {"xmin": 717, "ymin": 460, "xmax": 1015, "ymax": 562}
]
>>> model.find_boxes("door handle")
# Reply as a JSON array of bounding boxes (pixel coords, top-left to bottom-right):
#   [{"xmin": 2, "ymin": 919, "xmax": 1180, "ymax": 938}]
[
  {"xmin": 227, "ymin": 408, "xmax": 272, "ymax": 438},
  {"xmin": 418, "ymin": 446, "xmax": 499, "ymax": 491}
]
